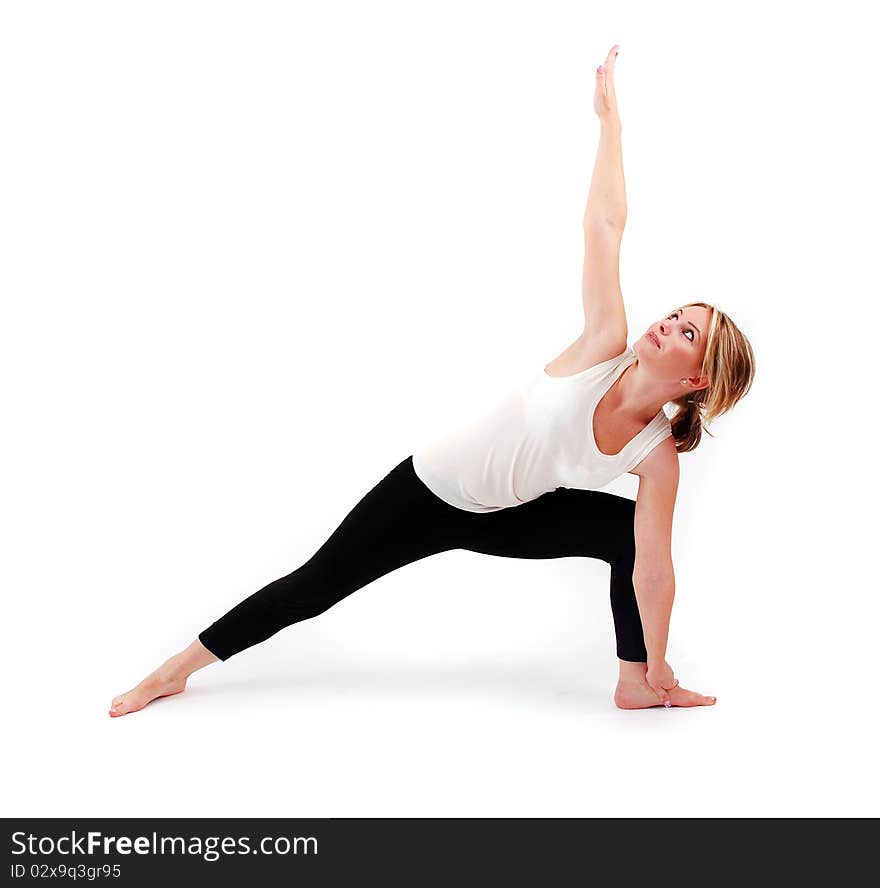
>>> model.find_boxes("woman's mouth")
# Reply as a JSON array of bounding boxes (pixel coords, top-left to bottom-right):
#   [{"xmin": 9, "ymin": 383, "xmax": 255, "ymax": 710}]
[{"xmin": 647, "ymin": 332, "xmax": 660, "ymax": 348}]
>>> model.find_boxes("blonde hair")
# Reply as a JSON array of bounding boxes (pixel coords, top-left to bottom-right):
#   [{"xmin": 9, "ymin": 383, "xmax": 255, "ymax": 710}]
[{"xmin": 668, "ymin": 301, "xmax": 756, "ymax": 453}]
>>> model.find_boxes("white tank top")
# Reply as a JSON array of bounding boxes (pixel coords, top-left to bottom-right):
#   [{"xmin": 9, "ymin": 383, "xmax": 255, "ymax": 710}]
[{"xmin": 412, "ymin": 346, "xmax": 673, "ymax": 513}]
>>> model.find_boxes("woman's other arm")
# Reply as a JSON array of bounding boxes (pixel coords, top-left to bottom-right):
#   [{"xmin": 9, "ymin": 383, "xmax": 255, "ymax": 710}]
[{"xmin": 630, "ymin": 437, "xmax": 681, "ymax": 704}]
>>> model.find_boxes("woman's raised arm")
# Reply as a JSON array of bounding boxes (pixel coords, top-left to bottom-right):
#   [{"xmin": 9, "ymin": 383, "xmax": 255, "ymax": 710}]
[
  {"xmin": 580, "ymin": 45, "xmax": 627, "ymax": 342},
  {"xmin": 584, "ymin": 44, "xmax": 626, "ymax": 229}
]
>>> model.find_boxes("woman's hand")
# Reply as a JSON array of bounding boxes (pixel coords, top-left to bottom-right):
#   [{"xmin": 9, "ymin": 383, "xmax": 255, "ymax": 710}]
[
  {"xmin": 646, "ymin": 659, "xmax": 679, "ymax": 707},
  {"xmin": 593, "ymin": 44, "xmax": 621, "ymax": 121}
]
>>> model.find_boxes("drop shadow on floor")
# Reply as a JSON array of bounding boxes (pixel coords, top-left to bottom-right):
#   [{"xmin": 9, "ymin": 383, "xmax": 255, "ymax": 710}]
[{"xmin": 179, "ymin": 657, "xmax": 624, "ymax": 711}]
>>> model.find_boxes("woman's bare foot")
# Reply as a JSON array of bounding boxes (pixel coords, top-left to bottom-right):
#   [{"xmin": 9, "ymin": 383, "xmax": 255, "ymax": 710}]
[
  {"xmin": 613, "ymin": 678, "xmax": 717, "ymax": 710},
  {"xmin": 109, "ymin": 639, "xmax": 219, "ymax": 717},
  {"xmin": 109, "ymin": 664, "xmax": 187, "ymax": 717}
]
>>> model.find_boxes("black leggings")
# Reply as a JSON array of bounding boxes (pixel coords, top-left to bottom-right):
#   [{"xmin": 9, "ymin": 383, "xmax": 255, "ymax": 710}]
[{"xmin": 198, "ymin": 455, "xmax": 648, "ymax": 663}]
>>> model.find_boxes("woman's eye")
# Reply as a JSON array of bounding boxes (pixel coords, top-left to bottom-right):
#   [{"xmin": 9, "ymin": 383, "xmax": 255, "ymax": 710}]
[{"xmin": 668, "ymin": 313, "xmax": 694, "ymax": 342}]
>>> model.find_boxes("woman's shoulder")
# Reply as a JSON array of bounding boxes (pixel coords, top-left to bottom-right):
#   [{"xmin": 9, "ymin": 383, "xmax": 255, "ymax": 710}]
[{"xmin": 629, "ymin": 433, "xmax": 678, "ymax": 479}]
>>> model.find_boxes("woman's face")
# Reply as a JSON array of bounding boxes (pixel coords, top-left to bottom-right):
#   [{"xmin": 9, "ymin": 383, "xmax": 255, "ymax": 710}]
[{"xmin": 637, "ymin": 305, "xmax": 712, "ymax": 392}]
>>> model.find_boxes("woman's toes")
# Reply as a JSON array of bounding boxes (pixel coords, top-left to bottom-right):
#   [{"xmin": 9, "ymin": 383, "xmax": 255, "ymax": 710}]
[
  {"xmin": 108, "ymin": 689, "xmax": 143, "ymax": 717},
  {"xmin": 108, "ymin": 674, "xmax": 187, "ymax": 717},
  {"xmin": 108, "ymin": 697, "xmax": 128, "ymax": 717}
]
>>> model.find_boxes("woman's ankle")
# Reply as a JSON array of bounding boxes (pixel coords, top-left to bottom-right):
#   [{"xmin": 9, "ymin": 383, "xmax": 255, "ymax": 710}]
[
  {"xmin": 617, "ymin": 659, "xmax": 648, "ymax": 682},
  {"xmin": 160, "ymin": 639, "xmax": 219, "ymax": 681}
]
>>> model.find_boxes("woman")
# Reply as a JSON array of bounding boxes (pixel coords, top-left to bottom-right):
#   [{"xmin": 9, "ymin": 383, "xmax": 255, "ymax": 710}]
[{"xmin": 110, "ymin": 45, "xmax": 754, "ymax": 717}]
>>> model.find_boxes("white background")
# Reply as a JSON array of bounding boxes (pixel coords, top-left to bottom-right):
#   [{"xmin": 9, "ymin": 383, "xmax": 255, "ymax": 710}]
[{"xmin": 2, "ymin": 0, "xmax": 877, "ymax": 817}]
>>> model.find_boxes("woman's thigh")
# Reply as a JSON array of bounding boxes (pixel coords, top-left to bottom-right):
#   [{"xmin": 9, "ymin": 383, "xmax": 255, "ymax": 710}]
[
  {"xmin": 305, "ymin": 455, "xmax": 462, "ymax": 592},
  {"xmin": 452, "ymin": 486, "xmax": 637, "ymax": 565}
]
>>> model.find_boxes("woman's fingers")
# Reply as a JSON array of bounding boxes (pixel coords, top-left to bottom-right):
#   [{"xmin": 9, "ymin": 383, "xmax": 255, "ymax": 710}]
[
  {"xmin": 596, "ymin": 45, "xmax": 619, "ymax": 76},
  {"xmin": 649, "ymin": 676, "xmax": 677, "ymax": 708},
  {"xmin": 594, "ymin": 45, "xmax": 620, "ymax": 117},
  {"xmin": 597, "ymin": 46, "xmax": 619, "ymax": 100},
  {"xmin": 605, "ymin": 44, "xmax": 619, "ymax": 71},
  {"xmin": 653, "ymin": 685, "xmax": 672, "ymax": 707},
  {"xmin": 660, "ymin": 678, "xmax": 678, "ymax": 707}
]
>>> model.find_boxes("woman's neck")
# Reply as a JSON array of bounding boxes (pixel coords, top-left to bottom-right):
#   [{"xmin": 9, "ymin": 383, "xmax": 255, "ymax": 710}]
[{"xmin": 608, "ymin": 360, "xmax": 670, "ymax": 423}]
